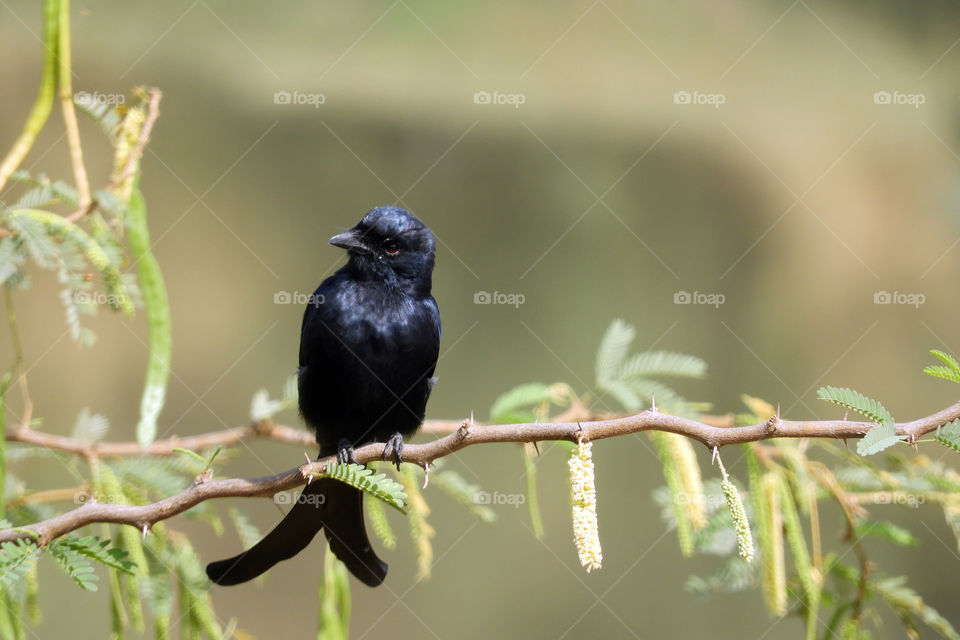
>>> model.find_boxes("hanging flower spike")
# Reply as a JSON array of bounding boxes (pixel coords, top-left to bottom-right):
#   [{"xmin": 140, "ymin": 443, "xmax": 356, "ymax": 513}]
[
  {"xmin": 716, "ymin": 453, "xmax": 754, "ymax": 563},
  {"xmin": 569, "ymin": 437, "xmax": 602, "ymax": 572}
]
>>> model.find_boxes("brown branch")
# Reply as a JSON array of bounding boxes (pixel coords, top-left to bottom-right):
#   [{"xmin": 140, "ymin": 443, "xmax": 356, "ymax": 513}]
[{"xmin": 2, "ymin": 400, "xmax": 958, "ymax": 545}]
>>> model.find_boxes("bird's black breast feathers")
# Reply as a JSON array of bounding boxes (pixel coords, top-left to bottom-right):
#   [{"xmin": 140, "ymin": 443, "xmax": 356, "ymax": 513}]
[{"xmin": 297, "ymin": 216, "xmax": 440, "ymax": 458}]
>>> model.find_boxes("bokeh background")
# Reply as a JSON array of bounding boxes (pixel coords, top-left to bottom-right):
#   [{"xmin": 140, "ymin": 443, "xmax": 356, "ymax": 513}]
[{"xmin": 3, "ymin": 1, "xmax": 960, "ymax": 638}]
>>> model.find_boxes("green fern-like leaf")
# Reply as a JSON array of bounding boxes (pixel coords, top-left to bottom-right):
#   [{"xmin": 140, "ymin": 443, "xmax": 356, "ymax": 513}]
[
  {"xmin": 227, "ymin": 507, "xmax": 262, "ymax": 552},
  {"xmin": 46, "ymin": 541, "xmax": 98, "ymax": 591},
  {"xmin": 816, "ymin": 386, "xmax": 894, "ymax": 426},
  {"xmin": 74, "ymin": 94, "xmax": 123, "ymax": 139},
  {"xmin": 8, "ymin": 171, "xmax": 79, "ymax": 208},
  {"xmin": 874, "ymin": 575, "xmax": 960, "ymax": 640},
  {"xmin": 595, "ymin": 319, "xmax": 635, "ymax": 387},
  {"xmin": 321, "ymin": 463, "xmax": 408, "ymax": 512},
  {"xmin": 925, "ymin": 350, "xmax": 960, "ymax": 384},
  {"xmin": 71, "ymin": 407, "xmax": 110, "ymax": 443},
  {"xmin": 619, "ymin": 351, "xmax": 707, "ymax": 380},
  {"xmin": 0, "ymin": 237, "xmax": 26, "ymax": 286},
  {"xmin": 857, "ymin": 421, "xmax": 905, "ymax": 456},
  {"xmin": 685, "ymin": 556, "xmax": 756, "ymax": 597},
  {"xmin": 935, "ymin": 420, "xmax": 960, "ymax": 455},
  {"xmin": 50, "ymin": 536, "xmax": 137, "ymax": 575},
  {"xmin": 0, "ymin": 539, "xmax": 40, "ymax": 589},
  {"xmin": 489, "ymin": 383, "xmax": 552, "ymax": 423},
  {"xmin": 7, "ymin": 213, "xmax": 58, "ymax": 268},
  {"xmin": 430, "ymin": 468, "xmax": 497, "ymax": 524},
  {"xmin": 365, "ymin": 496, "xmax": 397, "ymax": 550},
  {"xmin": 854, "ymin": 520, "xmax": 919, "ymax": 547}
]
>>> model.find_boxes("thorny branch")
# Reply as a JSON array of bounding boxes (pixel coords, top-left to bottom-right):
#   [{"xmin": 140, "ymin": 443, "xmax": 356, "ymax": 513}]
[{"xmin": 1, "ymin": 399, "xmax": 958, "ymax": 545}]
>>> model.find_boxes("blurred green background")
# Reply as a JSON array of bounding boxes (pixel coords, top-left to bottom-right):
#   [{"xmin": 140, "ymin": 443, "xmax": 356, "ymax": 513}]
[{"xmin": 3, "ymin": 1, "xmax": 960, "ymax": 638}]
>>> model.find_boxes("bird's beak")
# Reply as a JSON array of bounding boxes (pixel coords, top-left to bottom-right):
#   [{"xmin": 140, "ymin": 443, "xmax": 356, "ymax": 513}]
[{"xmin": 329, "ymin": 229, "xmax": 370, "ymax": 255}]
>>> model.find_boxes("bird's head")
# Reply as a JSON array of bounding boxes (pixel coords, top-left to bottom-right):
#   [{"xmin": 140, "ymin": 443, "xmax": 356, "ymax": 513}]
[{"xmin": 329, "ymin": 206, "xmax": 436, "ymax": 295}]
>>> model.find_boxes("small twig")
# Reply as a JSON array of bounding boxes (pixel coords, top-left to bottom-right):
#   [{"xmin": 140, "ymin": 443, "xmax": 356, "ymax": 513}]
[{"xmin": 57, "ymin": 0, "xmax": 91, "ymax": 208}]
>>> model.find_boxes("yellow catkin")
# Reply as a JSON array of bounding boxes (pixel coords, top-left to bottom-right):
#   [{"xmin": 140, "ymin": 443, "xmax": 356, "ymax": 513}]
[
  {"xmin": 717, "ymin": 455, "xmax": 754, "ymax": 564},
  {"xmin": 761, "ymin": 473, "xmax": 787, "ymax": 616},
  {"xmin": 569, "ymin": 440, "xmax": 602, "ymax": 572},
  {"xmin": 667, "ymin": 433, "xmax": 708, "ymax": 531}
]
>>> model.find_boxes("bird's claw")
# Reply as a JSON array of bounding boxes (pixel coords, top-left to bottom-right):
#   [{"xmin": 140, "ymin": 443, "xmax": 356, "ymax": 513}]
[
  {"xmin": 382, "ymin": 433, "xmax": 404, "ymax": 471},
  {"xmin": 337, "ymin": 439, "xmax": 358, "ymax": 465}
]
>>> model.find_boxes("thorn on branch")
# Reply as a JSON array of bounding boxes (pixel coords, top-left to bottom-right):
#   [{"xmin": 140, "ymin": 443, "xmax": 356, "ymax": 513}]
[
  {"xmin": 422, "ymin": 462, "xmax": 430, "ymax": 489},
  {"xmin": 456, "ymin": 420, "xmax": 470, "ymax": 442},
  {"xmin": 193, "ymin": 469, "xmax": 212, "ymax": 486},
  {"xmin": 765, "ymin": 414, "xmax": 780, "ymax": 433}
]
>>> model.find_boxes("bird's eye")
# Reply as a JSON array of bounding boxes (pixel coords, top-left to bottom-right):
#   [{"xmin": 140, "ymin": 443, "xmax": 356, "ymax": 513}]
[{"xmin": 384, "ymin": 242, "xmax": 400, "ymax": 256}]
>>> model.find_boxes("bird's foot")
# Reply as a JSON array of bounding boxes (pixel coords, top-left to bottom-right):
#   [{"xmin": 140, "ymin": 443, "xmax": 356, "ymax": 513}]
[
  {"xmin": 337, "ymin": 439, "xmax": 358, "ymax": 464},
  {"xmin": 382, "ymin": 432, "xmax": 404, "ymax": 471}
]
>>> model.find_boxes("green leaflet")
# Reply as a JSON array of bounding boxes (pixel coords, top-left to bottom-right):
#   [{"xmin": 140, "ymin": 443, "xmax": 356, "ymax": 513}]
[
  {"xmin": 595, "ymin": 319, "xmax": 635, "ymax": 388},
  {"xmin": 0, "ymin": 540, "xmax": 40, "ymax": 589},
  {"xmin": 816, "ymin": 386, "xmax": 904, "ymax": 456},
  {"xmin": 935, "ymin": 420, "xmax": 960, "ymax": 455},
  {"xmin": 127, "ymin": 186, "xmax": 171, "ymax": 446},
  {"xmin": 7, "ymin": 208, "xmax": 131, "ymax": 314},
  {"xmin": 489, "ymin": 382, "xmax": 552, "ymax": 423},
  {"xmin": 617, "ymin": 351, "xmax": 707, "ymax": 379},
  {"xmin": 924, "ymin": 350, "xmax": 960, "ymax": 384},
  {"xmin": 816, "ymin": 386, "xmax": 893, "ymax": 426},
  {"xmin": 364, "ymin": 496, "xmax": 397, "ymax": 550},
  {"xmin": 321, "ymin": 463, "xmax": 408, "ymax": 512},
  {"xmin": 594, "ymin": 320, "xmax": 707, "ymax": 416}
]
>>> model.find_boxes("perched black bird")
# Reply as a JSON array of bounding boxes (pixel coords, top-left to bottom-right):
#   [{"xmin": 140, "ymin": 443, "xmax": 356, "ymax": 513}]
[{"xmin": 206, "ymin": 206, "xmax": 441, "ymax": 587}]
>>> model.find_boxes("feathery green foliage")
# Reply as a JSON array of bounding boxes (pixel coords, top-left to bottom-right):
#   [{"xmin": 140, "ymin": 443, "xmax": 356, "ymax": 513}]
[
  {"xmin": 0, "ymin": 540, "xmax": 40, "ymax": 590},
  {"xmin": 428, "ymin": 461, "xmax": 496, "ymax": 524},
  {"xmin": 320, "ymin": 463, "xmax": 408, "ymax": 512},
  {"xmin": 46, "ymin": 536, "xmax": 136, "ymax": 591},
  {"xmin": 595, "ymin": 320, "xmax": 707, "ymax": 416},
  {"xmin": 365, "ymin": 495, "xmax": 397, "ymax": 550},
  {"xmin": 924, "ymin": 350, "xmax": 960, "ymax": 384},
  {"xmin": 816, "ymin": 386, "xmax": 904, "ymax": 455},
  {"xmin": 935, "ymin": 420, "xmax": 960, "ymax": 455},
  {"xmin": 399, "ymin": 466, "xmax": 434, "ymax": 581}
]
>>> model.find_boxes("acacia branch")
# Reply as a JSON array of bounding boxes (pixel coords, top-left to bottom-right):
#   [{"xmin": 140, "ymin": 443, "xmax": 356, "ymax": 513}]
[{"xmin": 2, "ymin": 400, "xmax": 958, "ymax": 546}]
